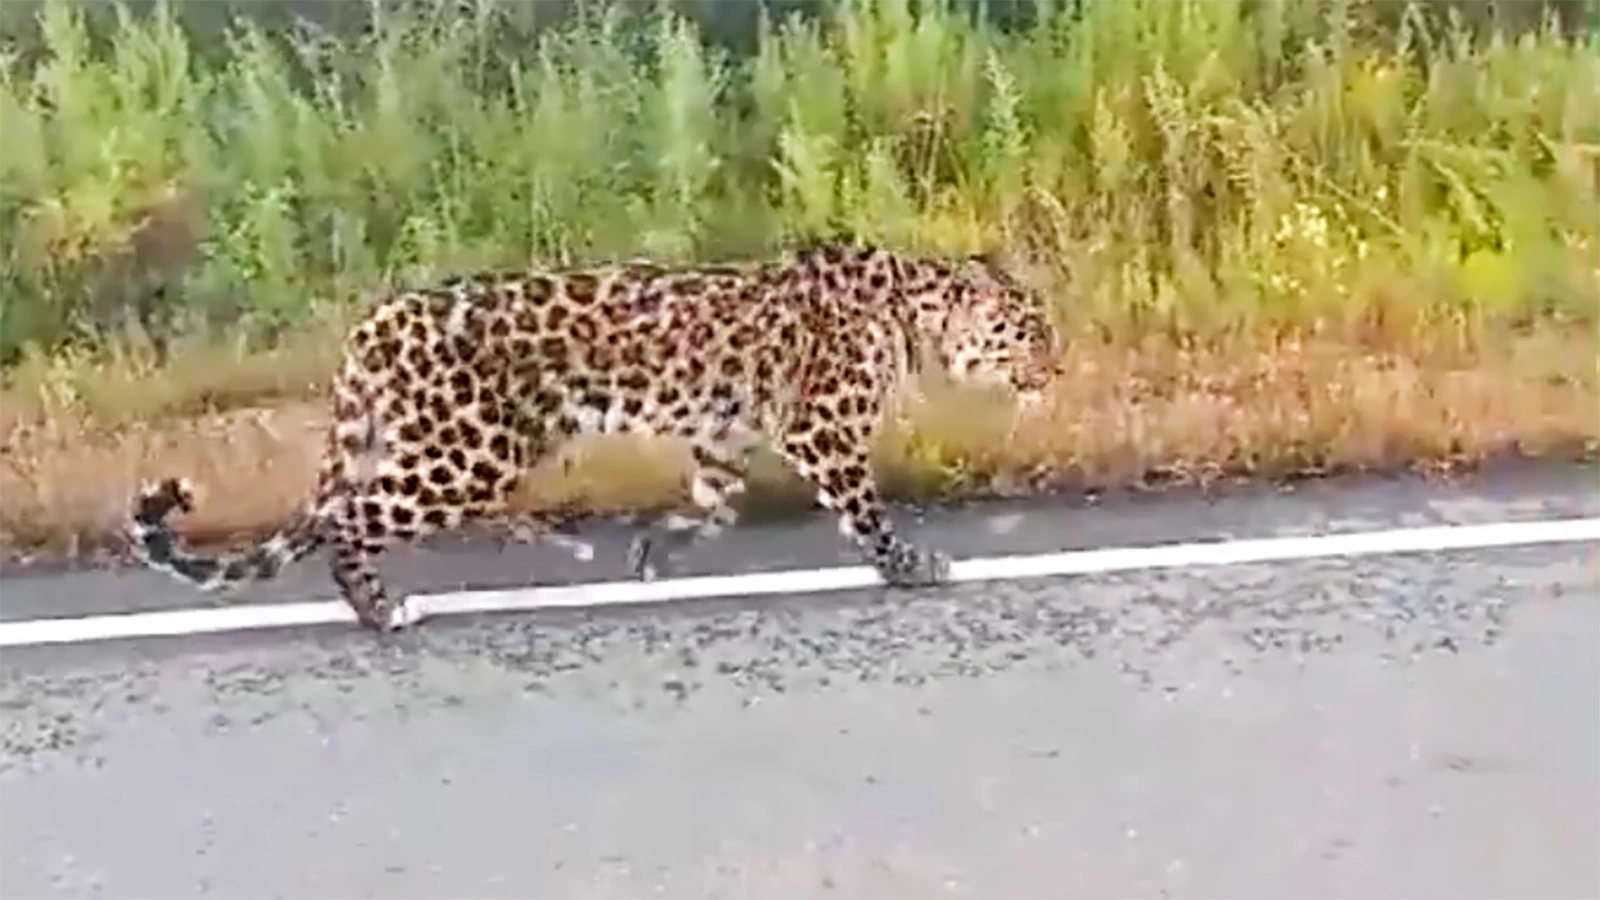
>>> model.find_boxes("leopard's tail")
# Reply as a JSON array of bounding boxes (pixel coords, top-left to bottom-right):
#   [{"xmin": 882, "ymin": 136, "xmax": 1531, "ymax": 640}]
[
  {"xmin": 125, "ymin": 477, "xmax": 333, "ymax": 593},
  {"xmin": 126, "ymin": 368, "xmax": 392, "ymax": 593}
]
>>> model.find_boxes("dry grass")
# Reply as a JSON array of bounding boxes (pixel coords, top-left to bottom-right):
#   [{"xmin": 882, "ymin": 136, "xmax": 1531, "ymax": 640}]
[{"xmin": 3, "ymin": 323, "xmax": 1593, "ymax": 566}]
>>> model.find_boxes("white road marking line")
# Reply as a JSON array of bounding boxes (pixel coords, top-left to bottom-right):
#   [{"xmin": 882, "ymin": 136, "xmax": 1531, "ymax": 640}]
[{"xmin": 2, "ymin": 517, "xmax": 1597, "ymax": 649}]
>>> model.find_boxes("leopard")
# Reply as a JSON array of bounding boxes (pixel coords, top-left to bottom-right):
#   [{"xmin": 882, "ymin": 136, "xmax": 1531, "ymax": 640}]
[{"xmin": 126, "ymin": 240, "xmax": 1063, "ymax": 632}]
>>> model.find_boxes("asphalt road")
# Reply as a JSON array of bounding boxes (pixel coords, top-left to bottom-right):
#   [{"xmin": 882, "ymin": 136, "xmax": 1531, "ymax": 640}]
[{"xmin": 2, "ymin": 464, "xmax": 1598, "ymax": 899}]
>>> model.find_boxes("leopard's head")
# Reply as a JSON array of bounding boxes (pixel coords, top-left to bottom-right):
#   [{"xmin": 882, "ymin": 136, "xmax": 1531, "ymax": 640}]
[{"xmin": 908, "ymin": 251, "xmax": 1061, "ymax": 406}]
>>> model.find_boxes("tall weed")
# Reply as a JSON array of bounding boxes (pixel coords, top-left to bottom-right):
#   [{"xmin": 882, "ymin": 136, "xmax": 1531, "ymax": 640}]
[{"xmin": 1, "ymin": 0, "xmax": 1595, "ymax": 366}]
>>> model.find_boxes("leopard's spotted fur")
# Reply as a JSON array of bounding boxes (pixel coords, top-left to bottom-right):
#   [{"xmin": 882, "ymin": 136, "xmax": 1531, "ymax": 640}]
[{"xmin": 127, "ymin": 241, "xmax": 1062, "ymax": 631}]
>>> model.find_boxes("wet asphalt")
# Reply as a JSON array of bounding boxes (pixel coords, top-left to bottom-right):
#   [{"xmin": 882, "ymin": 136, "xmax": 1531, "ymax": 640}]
[{"xmin": 1, "ymin": 463, "xmax": 1598, "ymax": 899}]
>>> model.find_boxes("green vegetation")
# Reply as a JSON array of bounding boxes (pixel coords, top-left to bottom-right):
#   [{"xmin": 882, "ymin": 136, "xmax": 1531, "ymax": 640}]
[
  {"xmin": 2, "ymin": 0, "xmax": 1595, "ymax": 370},
  {"xmin": 1, "ymin": 0, "xmax": 1596, "ymax": 559}
]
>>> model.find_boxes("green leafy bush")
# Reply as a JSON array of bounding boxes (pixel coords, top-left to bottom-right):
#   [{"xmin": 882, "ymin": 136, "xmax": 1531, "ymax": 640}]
[{"xmin": 1, "ymin": 0, "xmax": 1595, "ymax": 365}]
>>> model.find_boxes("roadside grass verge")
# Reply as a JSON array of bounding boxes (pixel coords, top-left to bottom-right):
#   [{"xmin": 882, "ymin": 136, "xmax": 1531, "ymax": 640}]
[
  {"xmin": 4, "ymin": 308, "xmax": 1592, "ymax": 564},
  {"xmin": 1, "ymin": 0, "xmax": 1596, "ymax": 562}
]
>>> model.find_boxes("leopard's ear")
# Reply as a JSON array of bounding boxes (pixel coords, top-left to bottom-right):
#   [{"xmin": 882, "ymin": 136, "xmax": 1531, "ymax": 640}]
[
  {"xmin": 969, "ymin": 247, "xmax": 1005, "ymax": 269},
  {"xmin": 965, "ymin": 247, "xmax": 1018, "ymax": 283},
  {"xmin": 794, "ymin": 229, "xmax": 865, "ymax": 251},
  {"xmin": 790, "ymin": 229, "xmax": 865, "ymax": 265}
]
